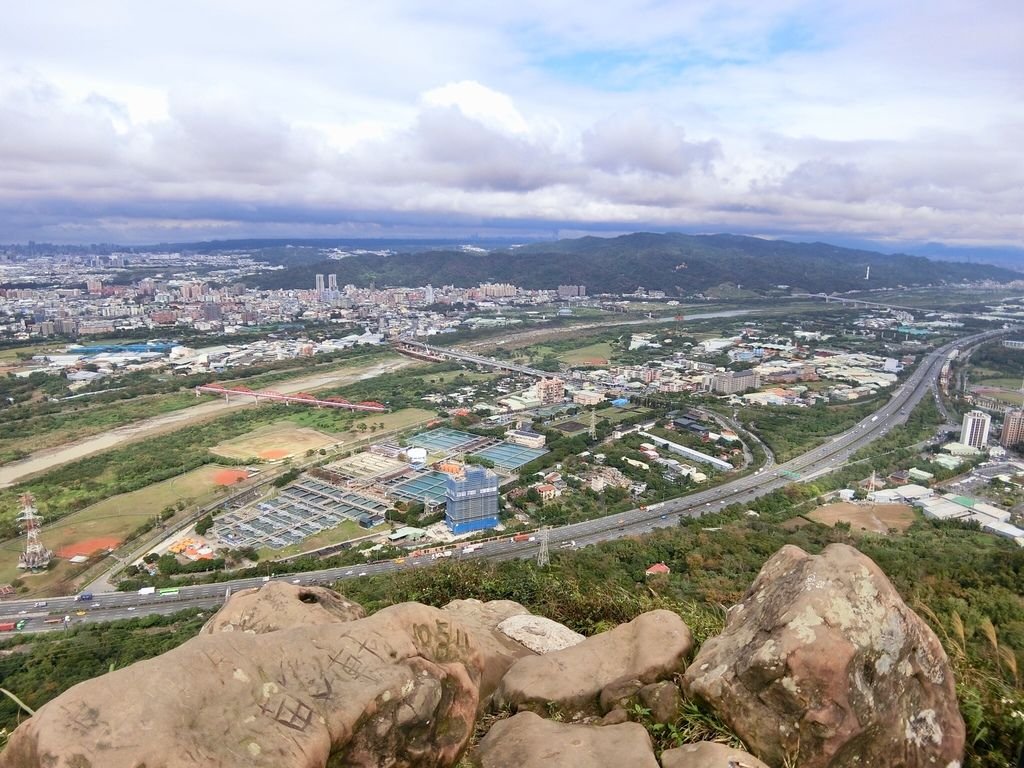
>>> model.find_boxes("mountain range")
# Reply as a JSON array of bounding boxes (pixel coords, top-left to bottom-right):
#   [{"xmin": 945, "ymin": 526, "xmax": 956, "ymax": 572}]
[{"xmin": 248, "ymin": 233, "xmax": 1019, "ymax": 294}]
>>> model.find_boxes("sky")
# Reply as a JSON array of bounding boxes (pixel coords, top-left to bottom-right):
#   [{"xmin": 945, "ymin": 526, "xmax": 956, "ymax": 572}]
[{"xmin": 1, "ymin": 1, "xmax": 1022, "ymax": 248}]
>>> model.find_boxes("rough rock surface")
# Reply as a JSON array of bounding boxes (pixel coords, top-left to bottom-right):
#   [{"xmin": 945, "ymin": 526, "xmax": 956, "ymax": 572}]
[
  {"xmin": 496, "ymin": 609, "xmax": 692, "ymax": 717},
  {"xmin": 661, "ymin": 742, "xmax": 770, "ymax": 768},
  {"xmin": 683, "ymin": 543, "xmax": 965, "ymax": 768},
  {"xmin": 496, "ymin": 613, "xmax": 586, "ymax": 654},
  {"xmin": 442, "ymin": 598, "xmax": 536, "ymax": 704},
  {"xmin": 638, "ymin": 680, "xmax": 682, "ymax": 724},
  {"xmin": 1, "ymin": 602, "xmax": 484, "ymax": 768},
  {"xmin": 201, "ymin": 580, "xmax": 366, "ymax": 634},
  {"xmin": 471, "ymin": 711, "xmax": 660, "ymax": 768}
]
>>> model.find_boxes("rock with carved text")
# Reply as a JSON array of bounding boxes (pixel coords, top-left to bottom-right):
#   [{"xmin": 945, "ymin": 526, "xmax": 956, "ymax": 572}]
[
  {"xmin": 201, "ymin": 580, "xmax": 365, "ymax": 634},
  {"xmin": 0, "ymin": 602, "xmax": 484, "ymax": 768}
]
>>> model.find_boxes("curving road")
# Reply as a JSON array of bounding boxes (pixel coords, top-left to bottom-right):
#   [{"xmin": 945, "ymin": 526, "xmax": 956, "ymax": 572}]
[{"xmin": 0, "ymin": 328, "xmax": 1009, "ymax": 633}]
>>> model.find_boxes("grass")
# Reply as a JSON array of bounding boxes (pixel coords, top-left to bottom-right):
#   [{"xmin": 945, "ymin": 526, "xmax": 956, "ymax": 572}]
[
  {"xmin": 976, "ymin": 377, "xmax": 1024, "ymax": 390},
  {"xmin": 344, "ymin": 408, "xmax": 436, "ymax": 434},
  {"xmin": 558, "ymin": 341, "xmax": 615, "ymax": 365},
  {"xmin": 420, "ymin": 371, "xmax": 494, "ymax": 386},
  {"xmin": 599, "ymin": 406, "xmax": 653, "ymax": 425},
  {"xmin": 259, "ymin": 519, "xmax": 388, "ymax": 560},
  {"xmin": 0, "ymin": 464, "xmax": 239, "ymax": 587}
]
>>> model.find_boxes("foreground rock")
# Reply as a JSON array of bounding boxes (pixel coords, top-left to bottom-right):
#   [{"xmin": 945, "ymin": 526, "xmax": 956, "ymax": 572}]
[
  {"xmin": 202, "ymin": 580, "xmax": 365, "ymax": 634},
  {"xmin": 496, "ymin": 613, "xmax": 585, "ymax": 654},
  {"xmin": 1, "ymin": 602, "xmax": 484, "ymax": 768},
  {"xmin": 471, "ymin": 711, "xmax": 659, "ymax": 768},
  {"xmin": 496, "ymin": 609, "xmax": 692, "ymax": 717},
  {"xmin": 683, "ymin": 543, "xmax": 965, "ymax": 768},
  {"xmin": 443, "ymin": 598, "xmax": 537, "ymax": 704},
  {"xmin": 661, "ymin": 742, "xmax": 769, "ymax": 768}
]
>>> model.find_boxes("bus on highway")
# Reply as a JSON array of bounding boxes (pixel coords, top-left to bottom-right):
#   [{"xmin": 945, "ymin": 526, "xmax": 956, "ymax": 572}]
[{"xmin": 158, "ymin": 588, "xmax": 180, "ymax": 597}]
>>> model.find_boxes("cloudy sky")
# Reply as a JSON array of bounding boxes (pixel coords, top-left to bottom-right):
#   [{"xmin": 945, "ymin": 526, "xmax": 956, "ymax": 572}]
[{"xmin": 2, "ymin": 1, "xmax": 1022, "ymax": 247}]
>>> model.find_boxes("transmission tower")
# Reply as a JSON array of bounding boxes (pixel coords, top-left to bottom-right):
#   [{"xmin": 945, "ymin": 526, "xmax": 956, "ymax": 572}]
[
  {"xmin": 536, "ymin": 525, "xmax": 550, "ymax": 568},
  {"xmin": 17, "ymin": 493, "xmax": 53, "ymax": 571},
  {"xmin": 589, "ymin": 408, "xmax": 597, "ymax": 440}
]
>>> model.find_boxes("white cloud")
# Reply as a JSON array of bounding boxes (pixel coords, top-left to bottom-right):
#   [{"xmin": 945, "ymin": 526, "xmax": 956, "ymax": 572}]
[{"xmin": 0, "ymin": 1, "xmax": 1021, "ymax": 247}]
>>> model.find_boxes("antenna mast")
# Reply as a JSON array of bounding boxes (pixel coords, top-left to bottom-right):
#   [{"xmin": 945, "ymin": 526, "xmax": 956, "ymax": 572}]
[
  {"xmin": 17, "ymin": 493, "xmax": 53, "ymax": 570},
  {"xmin": 536, "ymin": 525, "xmax": 550, "ymax": 567}
]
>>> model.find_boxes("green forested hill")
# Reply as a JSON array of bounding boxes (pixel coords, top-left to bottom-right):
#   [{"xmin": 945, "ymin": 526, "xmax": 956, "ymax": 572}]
[{"xmin": 249, "ymin": 232, "xmax": 1018, "ymax": 294}]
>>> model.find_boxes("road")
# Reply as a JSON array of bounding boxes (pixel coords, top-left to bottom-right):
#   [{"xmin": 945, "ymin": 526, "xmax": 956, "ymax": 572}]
[
  {"xmin": 0, "ymin": 357, "xmax": 414, "ymax": 488},
  {"xmin": 0, "ymin": 328, "xmax": 1009, "ymax": 633}
]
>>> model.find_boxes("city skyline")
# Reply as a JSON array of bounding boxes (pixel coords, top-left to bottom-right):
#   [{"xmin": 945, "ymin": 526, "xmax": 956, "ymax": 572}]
[{"xmin": 0, "ymin": 2, "xmax": 1021, "ymax": 250}]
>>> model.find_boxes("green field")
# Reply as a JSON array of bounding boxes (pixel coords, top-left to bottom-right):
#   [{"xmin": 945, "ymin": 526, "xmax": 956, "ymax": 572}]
[
  {"xmin": 0, "ymin": 464, "xmax": 242, "ymax": 588},
  {"xmin": 558, "ymin": 341, "xmax": 615, "ymax": 365},
  {"xmin": 345, "ymin": 407, "xmax": 437, "ymax": 434}
]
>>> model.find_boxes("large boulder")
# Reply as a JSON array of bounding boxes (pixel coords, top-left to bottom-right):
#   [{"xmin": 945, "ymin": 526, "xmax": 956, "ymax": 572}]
[
  {"xmin": 202, "ymin": 581, "xmax": 365, "ymax": 634},
  {"xmin": 471, "ymin": 711, "xmax": 660, "ymax": 768},
  {"xmin": 443, "ymin": 598, "xmax": 537, "ymax": 705},
  {"xmin": 495, "ymin": 609, "xmax": 692, "ymax": 717},
  {"xmin": 496, "ymin": 613, "xmax": 586, "ymax": 654},
  {"xmin": 683, "ymin": 544, "xmax": 965, "ymax": 768},
  {"xmin": 1, "ymin": 603, "xmax": 484, "ymax": 768},
  {"xmin": 661, "ymin": 742, "xmax": 770, "ymax": 768}
]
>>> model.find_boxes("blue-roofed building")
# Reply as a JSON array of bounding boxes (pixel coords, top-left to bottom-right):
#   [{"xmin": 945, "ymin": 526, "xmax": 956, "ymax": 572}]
[{"xmin": 445, "ymin": 466, "xmax": 499, "ymax": 535}]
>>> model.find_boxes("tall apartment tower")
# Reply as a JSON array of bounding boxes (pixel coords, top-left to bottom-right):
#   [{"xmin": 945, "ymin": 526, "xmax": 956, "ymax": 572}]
[
  {"xmin": 444, "ymin": 466, "xmax": 499, "ymax": 534},
  {"xmin": 328, "ymin": 274, "xmax": 338, "ymax": 291},
  {"xmin": 960, "ymin": 409, "xmax": 991, "ymax": 449},
  {"xmin": 999, "ymin": 409, "xmax": 1024, "ymax": 448},
  {"xmin": 315, "ymin": 274, "xmax": 326, "ymax": 295}
]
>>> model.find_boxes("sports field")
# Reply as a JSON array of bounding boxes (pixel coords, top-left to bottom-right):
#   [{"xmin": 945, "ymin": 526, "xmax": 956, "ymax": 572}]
[
  {"xmin": 211, "ymin": 422, "xmax": 337, "ymax": 461},
  {"xmin": 807, "ymin": 502, "xmax": 916, "ymax": 534},
  {"xmin": 0, "ymin": 464, "xmax": 241, "ymax": 586}
]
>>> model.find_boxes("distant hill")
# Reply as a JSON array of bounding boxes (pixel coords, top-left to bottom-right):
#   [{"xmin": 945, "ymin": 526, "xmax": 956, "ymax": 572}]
[{"xmin": 249, "ymin": 232, "xmax": 1018, "ymax": 294}]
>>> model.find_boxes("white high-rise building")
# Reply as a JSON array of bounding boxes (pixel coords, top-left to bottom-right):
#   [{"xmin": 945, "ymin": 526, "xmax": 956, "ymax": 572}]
[{"xmin": 960, "ymin": 410, "xmax": 991, "ymax": 449}]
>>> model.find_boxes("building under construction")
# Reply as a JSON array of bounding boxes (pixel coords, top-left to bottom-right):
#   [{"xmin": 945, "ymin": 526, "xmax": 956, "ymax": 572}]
[{"xmin": 17, "ymin": 493, "xmax": 53, "ymax": 570}]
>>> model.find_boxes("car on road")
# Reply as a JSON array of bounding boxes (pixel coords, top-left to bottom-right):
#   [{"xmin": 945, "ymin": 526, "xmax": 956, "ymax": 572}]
[
  {"xmin": 127, "ymin": 607, "xmax": 136, "ymax": 611},
  {"xmin": 358, "ymin": 572, "xmax": 367, "ymax": 577}
]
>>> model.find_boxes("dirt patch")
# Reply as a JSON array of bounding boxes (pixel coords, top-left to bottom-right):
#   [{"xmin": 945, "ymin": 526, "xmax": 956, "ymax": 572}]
[
  {"xmin": 213, "ymin": 469, "xmax": 249, "ymax": 485},
  {"xmin": 259, "ymin": 449, "xmax": 290, "ymax": 460},
  {"xmin": 57, "ymin": 536, "xmax": 122, "ymax": 558},
  {"xmin": 807, "ymin": 502, "xmax": 916, "ymax": 535}
]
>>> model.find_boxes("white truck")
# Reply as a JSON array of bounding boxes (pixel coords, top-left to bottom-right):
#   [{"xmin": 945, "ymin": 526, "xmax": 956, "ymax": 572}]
[{"xmin": 137, "ymin": 586, "xmax": 156, "ymax": 596}]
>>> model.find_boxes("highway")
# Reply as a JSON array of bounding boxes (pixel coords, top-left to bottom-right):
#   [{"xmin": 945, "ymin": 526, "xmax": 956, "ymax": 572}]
[{"xmin": 0, "ymin": 328, "xmax": 1010, "ymax": 633}]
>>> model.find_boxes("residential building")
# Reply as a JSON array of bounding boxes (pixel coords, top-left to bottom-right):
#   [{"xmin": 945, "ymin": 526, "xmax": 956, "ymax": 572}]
[
  {"xmin": 961, "ymin": 410, "xmax": 991, "ymax": 449},
  {"xmin": 535, "ymin": 377, "xmax": 565, "ymax": 405},
  {"xmin": 444, "ymin": 466, "xmax": 499, "ymax": 535},
  {"xmin": 572, "ymin": 389, "xmax": 605, "ymax": 406},
  {"xmin": 1000, "ymin": 409, "xmax": 1024, "ymax": 448},
  {"xmin": 710, "ymin": 369, "xmax": 760, "ymax": 395}
]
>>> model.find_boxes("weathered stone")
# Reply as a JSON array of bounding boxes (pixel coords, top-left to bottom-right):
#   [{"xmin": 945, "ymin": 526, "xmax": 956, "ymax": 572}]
[
  {"xmin": 496, "ymin": 609, "xmax": 693, "ymax": 717},
  {"xmin": 471, "ymin": 711, "xmax": 659, "ymax": 768},
  {"xmin": 638, "ymin": 680, "xmax": 681, "ymax": 724},
  {"xmin": 496, "ymin": 613, "xmax": 586, "ymax": 654},
  {"xmin": 600, "ymin": 708, "xmax": 630, "ymax": 725},
  {"xmin": 201, "ymin": 581, "xmax": 365, "ymax": 634},
  {"xmin": 661, "ymin": 741, "xmax": 770, "ymax": 768},
  {"xmin": 599, "ymin": 677, "xmax": 644, "ymax": 714},
  {"xmin": 1, "ymin": 603, "xmax": 484, "ymax": 768},
  {"xmin": 443, "ymin": 598, "xmax": 536, "ymax": 705},
  {"xmin": 683, "ymin": 543, "xmax": 965, "ymax": 768}
]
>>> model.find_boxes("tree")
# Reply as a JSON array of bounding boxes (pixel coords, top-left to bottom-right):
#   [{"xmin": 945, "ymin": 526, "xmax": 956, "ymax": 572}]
[{"xmin": 195, "ymin": 514, "xmax": 214, "ymax": 536}]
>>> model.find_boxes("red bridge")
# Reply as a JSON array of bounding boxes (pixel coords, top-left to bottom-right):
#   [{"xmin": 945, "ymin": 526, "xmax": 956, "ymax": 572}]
[{"xmin": 194, "ymin": 383, "xmax": 387, "ymax": 412}]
